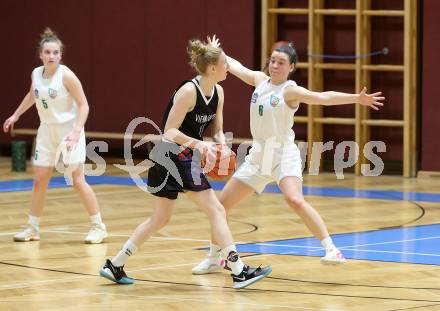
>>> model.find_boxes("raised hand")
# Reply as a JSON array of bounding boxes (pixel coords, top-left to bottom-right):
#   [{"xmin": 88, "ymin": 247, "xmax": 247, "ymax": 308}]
[
  {"xmin": 207, "ymin": 35, "xmax": 221, "ymax": 49},
  {"xmin": 358, "ymin": 87, "xmax": 385, "ymax": 110}
]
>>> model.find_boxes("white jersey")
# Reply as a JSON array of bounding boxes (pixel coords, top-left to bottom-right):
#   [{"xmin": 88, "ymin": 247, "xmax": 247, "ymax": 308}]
[
  {"xmin": 32, "ymin": 65, "xmax": 77, "ymax": 124},
  {"xmin": 250, "ymin": 78, "xmax": 298, "ymax": 144}
]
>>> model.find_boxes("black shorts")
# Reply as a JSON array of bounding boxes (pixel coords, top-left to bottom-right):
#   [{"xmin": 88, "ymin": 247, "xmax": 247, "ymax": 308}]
[{"xmin": 147, "ymin": 141, "xmax": 211, "ymax": 200}]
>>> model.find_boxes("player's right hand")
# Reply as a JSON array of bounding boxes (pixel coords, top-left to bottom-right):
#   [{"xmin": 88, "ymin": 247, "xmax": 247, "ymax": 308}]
[{"xmin": 3, "ymin": 115, "xmax": 18, "ymax": 133}]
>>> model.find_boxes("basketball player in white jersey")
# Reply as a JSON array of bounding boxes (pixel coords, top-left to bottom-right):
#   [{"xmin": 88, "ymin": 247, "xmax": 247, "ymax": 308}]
[
  {"xmin": 3, "ymin": 28, "xmax": 107, "ymax": 244},
  {"xmin": 193, "ymin": 36, "xmax": 384, "ymax": 274}
]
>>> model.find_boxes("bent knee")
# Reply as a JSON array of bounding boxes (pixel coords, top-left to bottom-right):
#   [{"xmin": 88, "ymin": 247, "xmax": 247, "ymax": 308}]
[
  {"xmin": 218, "ymin": 197, "xmax": 233, "ymax": 213},
  {"xmin": 150, "ymin": 215, "xmax": 172, "ymax": 230},
  {"xmin": 205, "ymin": 202, "xmax": 227, "ymax": 219},
  {"xmin": 33, "ymin": 175, "xmax": 51, "ymax": 188},
  {"xmin": 72, "ymin": 178, "xmax": 88, "ymax": 191},
  {"xmin": 285, "ymin": 196, "xmax": 306, "ymax": 210}
]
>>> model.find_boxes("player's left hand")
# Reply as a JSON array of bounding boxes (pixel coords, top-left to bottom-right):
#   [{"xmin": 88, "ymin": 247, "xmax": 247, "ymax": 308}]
[
  {"xmin": 207, "ymin": 35, "xmax": 220, "ymax": 48},
  {"xmin": 358, "ymin": 87, "xmax": 385, "ymax": 110},
  {"xmin": 65, "ymin": 130, "xmax": 80, "ymax": 152}
]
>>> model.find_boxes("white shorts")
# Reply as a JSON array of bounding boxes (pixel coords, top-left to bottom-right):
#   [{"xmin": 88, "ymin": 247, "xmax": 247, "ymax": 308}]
[
  {"xmin": 33, "ymin": 121, "xmax": 86, "ymax": 167},
  {"xmin": 233, "ymin": 142, "xmax": 303, "ymax": 194}
]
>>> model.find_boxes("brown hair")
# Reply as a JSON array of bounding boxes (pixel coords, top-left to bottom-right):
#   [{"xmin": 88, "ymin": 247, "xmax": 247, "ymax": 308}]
[
  {"xmin": 38, "ymin": 27, "xmax": 64, "ymax": 53},
  {"xmin": 274, "ymin": 42, "xmax": 297, "ymax": 65},
  {"xmin": 187, "ymin": 39, "xmax": 222, "ymax": 74},
  {"xmin": 264, "ymin": 42, "xmax": 298, "ymax": 77}
]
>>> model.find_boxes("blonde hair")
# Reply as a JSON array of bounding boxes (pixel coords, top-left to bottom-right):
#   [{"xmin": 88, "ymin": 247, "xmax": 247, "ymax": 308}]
[
  {"xmin": 38, "ymin": 27, "xmax": 64, "ymax": 53},
  {"xmin": 187, "ymin": 39, "xmax": 222, "ymax": 74}
]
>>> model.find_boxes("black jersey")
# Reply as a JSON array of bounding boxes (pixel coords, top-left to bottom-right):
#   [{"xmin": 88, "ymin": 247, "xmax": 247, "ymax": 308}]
[
  {"xmin": 148, "ymin": 77, "xmax": 217, "ymax": 199},
  {"xmin": 162, "ymin": 77, "xmax": 218, "ymax": 141}
]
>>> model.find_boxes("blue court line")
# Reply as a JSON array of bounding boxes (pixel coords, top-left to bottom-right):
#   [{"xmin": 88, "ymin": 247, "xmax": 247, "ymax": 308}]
[
  {"xmin": 0, "ymin": 176, "xmax": 139, "ymax": 192},
  {"xmin": 1, "ymin": 176, "xmax": 440, "ymax": 202},
  {"xmin": 260, "ymin": 183, "xmax": 440, "ymax": 202},
  {"xmin": 3, "ymin": 175, "xmax": 439, "ymax": 265},
  {"xmin": 235, "ymin": 224, "xmax": 440, "ymax": 265}
]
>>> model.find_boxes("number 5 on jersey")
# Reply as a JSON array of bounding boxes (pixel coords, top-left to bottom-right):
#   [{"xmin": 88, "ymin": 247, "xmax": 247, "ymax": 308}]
[{"xmin": 41, "ymin": 99, "xmax": 48, "ymax": 109}]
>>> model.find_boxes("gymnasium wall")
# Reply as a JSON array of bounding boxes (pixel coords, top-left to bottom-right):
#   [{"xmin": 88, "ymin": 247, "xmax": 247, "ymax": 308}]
[
  {"xmin": 421, "ymin": 0, "xmax": 440, "ymax": 171},
  {"xmin": 277, "ymin": 0, "xmax": 406, "ymax": 168},
  {"xmin": 276, "ymin": 0, "xmax": 440, "ymax": 173},
  {"xmin": 1, "ymin": 0, "xmax": 439, "ymax": 172},
  {"xmin": 0, "ymin": 0, "xmax": 256, "ymax": 147}
]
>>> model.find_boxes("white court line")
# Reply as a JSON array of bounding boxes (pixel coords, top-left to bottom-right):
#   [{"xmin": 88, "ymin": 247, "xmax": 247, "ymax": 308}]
[
  {"xmin": 248, "ymin": 237, "xmax": 440, "ymax": 257},
  {"xmin": 337, "ymin": 248, "xmax": 440, "ymax": 257},
  {"xmin": 33, "ymin": 287, "xmax": 339, "ymax": 311},
  {"xmin": 1, "ymin": 255, "xmax": 328, "ymax": 310},
  {"xmin": 252, "ymin": 243, "xmax": 323, "ymax": 250},
  {"xmin": 0, "ymin": 228, "xmax": 212, "ymax": 243},
  {"xmin": 5, "ymin": 228, "xmax": 440, "ymax": 258},
  {"xmin": 0, "ymin": 275, "xmax": 90, "ymax": 290},
  {"xmin": 0, "ymin": 252, "xmax": 278, "ymax": 291},
  {"xmin": 125, "ymin": 252, "xmax": 278, "ymax": 273},
  {"xmin": 26, "ymin": 228, "xmax": 259, "ymax": 244},
  {"xmin": 44, "ymin": 229, "xmax": 212, "ymax": 242},
  {"xmin": 338, "ymin": 236, "xmax": 440, "ymax": 250},
  {"xmin": 0, "ymin": 232, "xmax": 18, "ymax": 236},
  {"xmin": 0, "ymin": 262, "xmax": 197, "ymax": 290},
  {"xmin": 276, "ymin": 247, "xmax": 440, "ymax": 258},
  {"xmin": 126, "ymin": 262, "xmax": 199, "ymax": 273}
]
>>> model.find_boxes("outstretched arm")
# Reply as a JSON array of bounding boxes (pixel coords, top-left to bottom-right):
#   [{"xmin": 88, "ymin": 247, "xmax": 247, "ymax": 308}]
[
  {"xmin": 208, "ymin": 35, "xmax": 267, "ymax": 87},
  {"xmin": 285, "ymin": 86, "xmax": 385, "ymax": 110},
  {"xmin": 226, "ymin": 56, "xmax": 268, "ymax": 87}
]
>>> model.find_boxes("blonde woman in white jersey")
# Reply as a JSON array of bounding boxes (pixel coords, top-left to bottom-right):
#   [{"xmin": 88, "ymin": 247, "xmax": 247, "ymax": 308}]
[
  {"xmin": 3, "ymin": 28, "xmax": 107, "ymax": 244},
  {"xmin": 192, "ymin": 36, "xmax": 384, "ymax": 274}
]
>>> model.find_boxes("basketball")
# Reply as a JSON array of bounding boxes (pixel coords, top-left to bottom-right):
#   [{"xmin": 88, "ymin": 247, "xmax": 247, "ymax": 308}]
[{"xmin": 201, "ymin": 144, "xmax": 236, "ymax": 179}]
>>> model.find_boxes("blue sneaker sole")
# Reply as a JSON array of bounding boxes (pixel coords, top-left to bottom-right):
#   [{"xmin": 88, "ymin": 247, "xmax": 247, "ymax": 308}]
[
  {"xmin": 99, "ymin": 269, "xmax": 134, "ymax": 285},
  {"xmin": 233, "ymin": 266, "xmax": 273, "ymax": 289}
]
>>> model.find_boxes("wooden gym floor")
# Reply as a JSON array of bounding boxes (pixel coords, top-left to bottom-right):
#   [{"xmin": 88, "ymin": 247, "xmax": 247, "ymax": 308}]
[{"xmin": 0, "ymin": 157, "xmax": 439, "ymax": 311}]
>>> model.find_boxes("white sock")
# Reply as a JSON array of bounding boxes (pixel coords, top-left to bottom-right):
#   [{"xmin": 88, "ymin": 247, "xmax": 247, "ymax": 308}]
[
  {"xmin": 209, "ymin": 242, "xmax": 221, "ymax": 257},
  {"xmin": 321, "ymin": 236, "xmax": 335, "ymax": 252},
  {"xmin": 90, "ymin": 213, "xmax": 103, "ymax": 225},
  {"xmin": 28, "ymin": 215, "xmax": 40, "ymax": 229},
  {"xmin": 111, "ymin": 240, "xmax": 138, "ymax": 267},
  {"xmin": 220, "ymin": 245, "xmax": 245, "ymax": 275}
]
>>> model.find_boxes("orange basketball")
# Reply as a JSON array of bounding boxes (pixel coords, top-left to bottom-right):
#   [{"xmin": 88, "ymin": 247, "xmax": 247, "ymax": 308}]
[{"xmin": 201, "ymin": 144, "xmax": 236, "ymax": 180}]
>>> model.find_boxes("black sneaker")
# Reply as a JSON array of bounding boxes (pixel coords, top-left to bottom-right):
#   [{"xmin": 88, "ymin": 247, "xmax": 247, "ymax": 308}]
[
  {"xmin": 99, "ymin": 259, "xmax": 134, "ymax": 284},
  {"xmin": 231, "ymin": 265, "xmax": 272, "ymax": 289}
]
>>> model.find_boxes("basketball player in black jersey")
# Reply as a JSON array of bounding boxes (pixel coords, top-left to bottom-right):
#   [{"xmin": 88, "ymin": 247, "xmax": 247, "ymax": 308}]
[{"xmin": 100, "ymin": 37, "xmax": 272, "ymax": 289}]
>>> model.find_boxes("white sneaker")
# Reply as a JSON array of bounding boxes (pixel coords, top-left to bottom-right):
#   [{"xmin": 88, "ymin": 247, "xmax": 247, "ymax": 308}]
[
  {"xmin": 320, "ymin": 247, "xmax": 346, "ymax": 265},
  {"xmin": 192, "ymin": 255, "xmax": 224, "ymax": 275},
  {"xmin": 13, "ymin": 225, "xmax": 40, "ymax": 242},
  {"xmin": 85, "ymin": 223, "xmax": 108, "ymax": 244}
]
